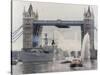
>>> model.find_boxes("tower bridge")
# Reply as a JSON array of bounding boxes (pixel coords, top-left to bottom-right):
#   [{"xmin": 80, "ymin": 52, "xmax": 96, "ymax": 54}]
[{"xmin": 22, "ymin": 4, "xmax": 95, "ymax": 58}]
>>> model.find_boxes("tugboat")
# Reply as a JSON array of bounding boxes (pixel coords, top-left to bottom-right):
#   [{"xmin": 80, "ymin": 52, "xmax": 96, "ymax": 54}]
[
  {"xmin": 70, "ymin": 51, "xmax": 83, "ymax": 67},
  {"xmin": 70, "ymin": 58, "xmax": 83, "ymax": 67},
  {"xmin": 70, "ymin": 32, "xmax": 91, "ymax": 68}
]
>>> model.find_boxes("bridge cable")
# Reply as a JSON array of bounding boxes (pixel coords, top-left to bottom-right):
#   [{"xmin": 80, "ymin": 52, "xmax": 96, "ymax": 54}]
[
  {"xmin": 12, "ymin": 25, "xmax": 23, "ymax": 37},
  {"xmin": 12, "ymin": 30, "xmax": 23, "ymax": 40},
  {"xmin": 12, "ymin": 31, "xmax": 23, "ymax": 43}
]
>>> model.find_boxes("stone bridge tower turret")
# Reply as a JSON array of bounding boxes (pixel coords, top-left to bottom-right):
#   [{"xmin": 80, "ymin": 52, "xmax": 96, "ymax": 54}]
[{"xmin": 23, "ymin": 4, "xmax": 39, "ymax": 50}]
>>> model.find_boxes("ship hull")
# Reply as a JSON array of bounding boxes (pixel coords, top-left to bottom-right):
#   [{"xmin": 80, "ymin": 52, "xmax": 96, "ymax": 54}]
[{"xmin": 19, "ymin": 51, "xmax": 54, "ymax": 62}]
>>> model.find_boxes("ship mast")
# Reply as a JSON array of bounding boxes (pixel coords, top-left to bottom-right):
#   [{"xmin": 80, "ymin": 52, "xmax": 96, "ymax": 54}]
[
  {"xmin": 51, "ymin": 32, "xmax": 55, "ymax": 46},
  {"xmin": 44, "ymin": 33, "xmax": 48, "ymax": 46}
]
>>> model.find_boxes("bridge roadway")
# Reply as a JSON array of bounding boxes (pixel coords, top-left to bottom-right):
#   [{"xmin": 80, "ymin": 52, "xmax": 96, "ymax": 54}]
[{"xmin": 32, "ymin": 20, "xmax": 84, "ymax": 27}]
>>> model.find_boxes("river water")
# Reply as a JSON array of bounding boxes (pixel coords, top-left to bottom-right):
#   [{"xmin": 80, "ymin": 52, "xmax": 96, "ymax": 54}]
[{"xmin": 12, "ymin": 60, "xmax": 97, "ymax": 75}]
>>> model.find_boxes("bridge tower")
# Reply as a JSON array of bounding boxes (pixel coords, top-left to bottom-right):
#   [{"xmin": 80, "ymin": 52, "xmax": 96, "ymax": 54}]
[
  {"xmin": 83, "ymin": 6, "xmax": 95, "ymax": 58},
  {"xmin": 23, "ymin": 4, "xmax": 40, "ymax": 50}
]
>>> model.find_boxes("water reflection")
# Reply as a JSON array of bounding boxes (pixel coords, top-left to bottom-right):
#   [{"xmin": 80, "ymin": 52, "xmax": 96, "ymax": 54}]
[{"xmin": 12, "ymin": 60, "xmax": 97, "ymax": 75}]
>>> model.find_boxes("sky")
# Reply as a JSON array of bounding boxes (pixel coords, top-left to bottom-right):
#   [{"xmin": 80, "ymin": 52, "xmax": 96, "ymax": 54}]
[{"xmin": 12, "ymin": 0, "xmax": 97, "ymax": 51}]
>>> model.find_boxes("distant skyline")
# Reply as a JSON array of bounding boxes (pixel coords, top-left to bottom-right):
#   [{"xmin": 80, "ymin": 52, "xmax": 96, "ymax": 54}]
[{"xmin": 12, "ymin": 0, "xmax": 97, "ymax": 51}]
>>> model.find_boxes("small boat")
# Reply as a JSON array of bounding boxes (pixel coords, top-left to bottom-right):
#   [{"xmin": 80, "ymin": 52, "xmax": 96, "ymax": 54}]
[
  {"xmin": 70, "ymin": 58, "xmax": 83, "ymax": 67},
  {"xmin": 12, "ymin": 59, "xmax": 18, "ymax": 65}
]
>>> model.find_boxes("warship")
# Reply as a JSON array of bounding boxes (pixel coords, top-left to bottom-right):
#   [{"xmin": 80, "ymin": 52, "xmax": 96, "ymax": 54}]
[{"xmin": 18, "ymin": 33, "xmax": 65, "ymax": 62}]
